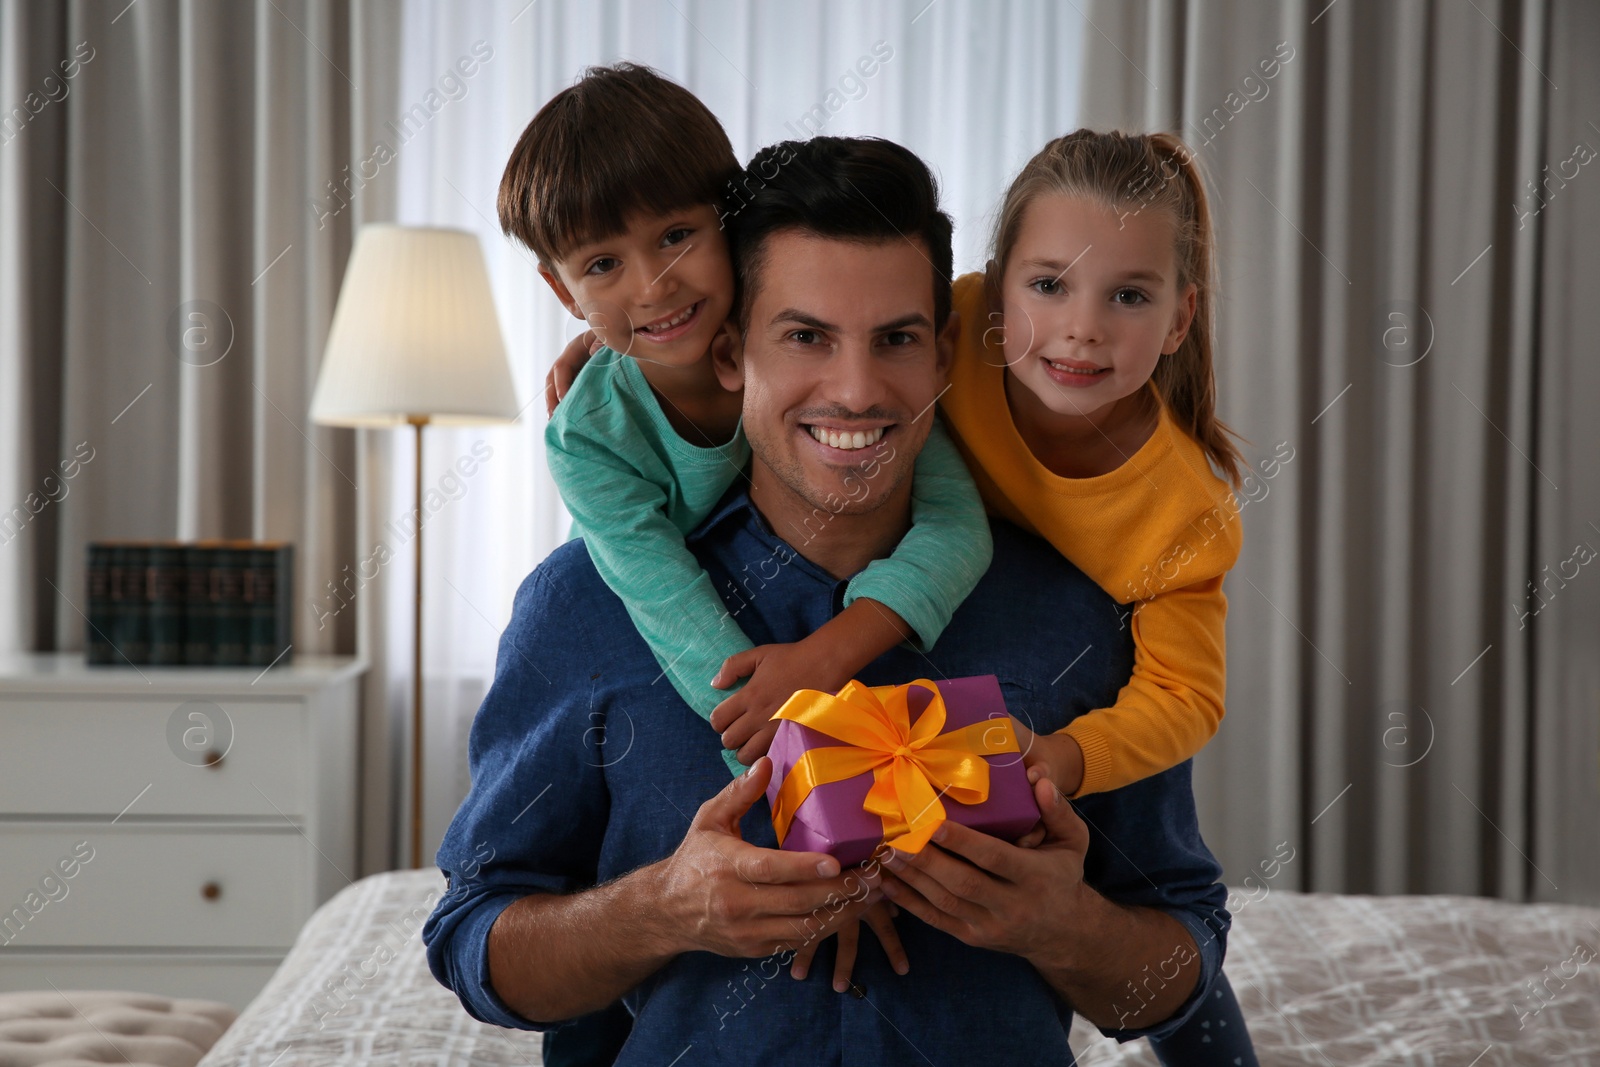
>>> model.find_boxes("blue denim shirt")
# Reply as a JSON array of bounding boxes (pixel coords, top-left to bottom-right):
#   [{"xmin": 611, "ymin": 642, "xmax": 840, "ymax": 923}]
[{"xmin": 423, "ymin": 487, "xmax": 1231, "ymax": 1065}]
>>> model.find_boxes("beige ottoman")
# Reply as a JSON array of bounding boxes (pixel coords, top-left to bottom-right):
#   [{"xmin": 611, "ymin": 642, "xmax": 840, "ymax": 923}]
[{"xmin": 0, "ymin": 991, "xmax": 234, "ymax": 1067}]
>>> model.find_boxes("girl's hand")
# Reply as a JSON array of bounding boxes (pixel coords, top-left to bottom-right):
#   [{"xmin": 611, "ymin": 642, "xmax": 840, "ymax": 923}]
[
  {"xmin": 789, "ymin": 899, "xmax": 909, "ymax": 989},
  {"xmin": 545, "ymin": 329, "xmax": 603, "ymax": 415},
  {"xmin": 1011, "ymin": 719, "xmax": 1086, "ymax": 800}
]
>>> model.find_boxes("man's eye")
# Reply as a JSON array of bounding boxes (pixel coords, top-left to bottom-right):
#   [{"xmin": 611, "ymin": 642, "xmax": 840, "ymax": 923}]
[
  {"xmin": 662, "ymin": 228, "xmax": 692, "ymax": 247},
  {"xmin": 789, "ymin": 329, "xmax": 820, "ymax": 345},
  {"xmin": 585, "ymin": 257, "xmax": 618, "ymax": 276},
  {"xmin": 1113, "ymin": 288, "xmax": 1148, "ymax": 305},
  {"xmin": 1030, "ymin": 277, "xmax": 1063, "ymax": 296},
  {"xmin": 882, "ymin": 331, "xmax": 917, "ymax": 347}
]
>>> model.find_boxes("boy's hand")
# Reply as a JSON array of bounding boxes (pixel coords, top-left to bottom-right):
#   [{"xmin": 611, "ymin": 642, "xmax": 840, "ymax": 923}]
[
  {"xmin": 708, "ymin": 636, "xmax": 854, "ymax": 765},
  {"xmin": 789, "ymin": 899, "xmax": 909, "ymax": 990},
  {"xmin": 1011, "ymin": 720, "xmax": 1086, "ymax": 799},
  {"xmin": 545, "ymin": 329, "xmax": 603, "ymax": 415}
]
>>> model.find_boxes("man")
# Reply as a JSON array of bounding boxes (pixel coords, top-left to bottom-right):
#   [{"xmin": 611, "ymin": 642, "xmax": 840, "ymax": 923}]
[{"xmin": 424, "ymin": 136, "xmax": 1231, "ymax": 1065}]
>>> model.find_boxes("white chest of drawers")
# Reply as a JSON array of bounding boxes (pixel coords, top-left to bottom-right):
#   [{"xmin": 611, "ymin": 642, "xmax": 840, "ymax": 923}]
[{"xmin": 0, "ymin": 653, "xmax": 364, "ymax": 1010}]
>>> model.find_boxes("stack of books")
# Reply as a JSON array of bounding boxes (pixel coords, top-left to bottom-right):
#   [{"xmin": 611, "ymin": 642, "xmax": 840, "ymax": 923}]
[{"xmin": 85, "ymin": 541, "xmax": 294, "ymax": 667}]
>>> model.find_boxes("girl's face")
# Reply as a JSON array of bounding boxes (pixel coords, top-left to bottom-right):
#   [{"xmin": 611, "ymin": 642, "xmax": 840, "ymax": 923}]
[{"xmin": 997, "ymin": 194, "xmax": 1196, "ymax": 421}]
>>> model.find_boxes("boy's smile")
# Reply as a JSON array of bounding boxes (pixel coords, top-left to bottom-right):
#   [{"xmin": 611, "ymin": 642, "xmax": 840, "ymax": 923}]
[{"xmin": 540, "ymin": 203, "xmax": 734, "ymax": 368}]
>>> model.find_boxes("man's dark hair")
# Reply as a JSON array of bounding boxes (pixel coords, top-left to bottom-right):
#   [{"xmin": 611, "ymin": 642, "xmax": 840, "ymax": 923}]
[
  {"xmin": 497, "ymin": 63, "xmax": 741, "ymax": 267},
  {"xmin": 725, "ymin": 137, "xmax": 954, "ymax": 334}
]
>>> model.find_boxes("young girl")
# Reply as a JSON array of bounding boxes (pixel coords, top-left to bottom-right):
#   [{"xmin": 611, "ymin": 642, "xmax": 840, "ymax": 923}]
[
  {"xmin": 944, "ymin": 129, "xmax": 1245, "ymax": 804},
  {"xmin": 938, "ymin": 127, "xmax": 1258, "ymax": 1062}
]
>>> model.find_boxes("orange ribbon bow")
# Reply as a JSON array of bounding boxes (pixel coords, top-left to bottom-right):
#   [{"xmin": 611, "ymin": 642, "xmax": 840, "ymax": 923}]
[{"xmin": 769, "ymin": 679, "xmax": 1020, "ymax": 855}]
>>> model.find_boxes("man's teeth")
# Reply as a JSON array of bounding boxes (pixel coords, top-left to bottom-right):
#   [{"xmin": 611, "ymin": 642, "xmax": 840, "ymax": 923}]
[
  {"xmin": 807, "ymin": 426, "xmax": 886, "ymax": 451},
  {"xmin": 638, "ymin": 302, "xmax": 697, "ymax": 333}
]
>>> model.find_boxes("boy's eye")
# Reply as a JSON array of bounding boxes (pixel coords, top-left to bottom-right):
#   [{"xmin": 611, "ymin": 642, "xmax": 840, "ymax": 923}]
[
  {"xmin": 1029, "ymin": 277, "xmax": 1064, "ymax": 296},
  {"xmin": 661, "ymin": 228, "xmax": 692, "ymax": 247},
  {"xmin": 1113, "ymin": 287, "xmax": 1148, "ymax": 305},
  {"xmin": 585, "ymin": 257, "xmax": 619, "ymax": 276}
]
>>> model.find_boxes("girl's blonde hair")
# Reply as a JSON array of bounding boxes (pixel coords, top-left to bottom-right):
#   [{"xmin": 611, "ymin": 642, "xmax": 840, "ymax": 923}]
[{"xmin": 984, "ymin": 129, "xmax": 1245, "ymax": 487}]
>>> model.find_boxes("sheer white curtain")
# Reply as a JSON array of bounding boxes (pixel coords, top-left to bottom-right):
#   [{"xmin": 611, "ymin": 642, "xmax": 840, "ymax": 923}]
[{"xmin": 390, "ymin": 0, "xmax": 1086, "ymax": 856}]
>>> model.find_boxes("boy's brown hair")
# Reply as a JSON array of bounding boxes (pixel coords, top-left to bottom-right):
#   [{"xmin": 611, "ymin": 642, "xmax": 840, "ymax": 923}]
[{"xmin": 498, "ymin": 63, "xmax": 741, "ymax": 268}]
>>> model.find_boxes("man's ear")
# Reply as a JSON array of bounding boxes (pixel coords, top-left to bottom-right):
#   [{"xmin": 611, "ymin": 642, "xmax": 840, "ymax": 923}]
[
  {"xmin": 711, "ymin": 321, "xmax": 744, "ymax": 392},
  {"xmin": 935, "ymin": 310, "xmax": 960, "ymax": 379},
  {"xmin": 538, "ymin": 264, "xmax": 586, "ymax": 321}
]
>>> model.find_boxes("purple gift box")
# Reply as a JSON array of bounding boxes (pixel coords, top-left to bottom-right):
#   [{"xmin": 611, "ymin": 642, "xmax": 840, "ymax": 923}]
[{"xmin": 764, "ymin": 675, "xmax": 1040, "ymax": 867}]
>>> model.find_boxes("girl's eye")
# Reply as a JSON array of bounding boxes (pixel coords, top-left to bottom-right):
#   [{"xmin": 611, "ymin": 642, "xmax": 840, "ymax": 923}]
[
  {"xmin": 586, "ymin": 257, "xmax": 619, "ymax": 276},
  {"xmin": 662, "ymin": 228, "xmax": 692, "ymax": 247},
  {"xmin": 1029, "ymin": 277, "xmax": 1063, "ymax": 296},
  {"xmin": 1113, "ymin": 288, "xmax": 1148, "ymax": 305}
]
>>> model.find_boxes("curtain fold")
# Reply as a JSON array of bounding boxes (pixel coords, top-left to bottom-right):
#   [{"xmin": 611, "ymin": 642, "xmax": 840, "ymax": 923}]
[
  {"xmin": 0, "ymin": 0, "xmax": 405, "ymax": 874},
  {"xmin": 1081, "ymin": 0, "xmax": 1600, "ymax": 903}
]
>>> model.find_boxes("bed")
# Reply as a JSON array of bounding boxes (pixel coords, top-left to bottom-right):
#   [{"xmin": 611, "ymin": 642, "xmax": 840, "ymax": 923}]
[{"xmin": 197, "ymin": 869, "xmax": 1600, "ymax": 1066}]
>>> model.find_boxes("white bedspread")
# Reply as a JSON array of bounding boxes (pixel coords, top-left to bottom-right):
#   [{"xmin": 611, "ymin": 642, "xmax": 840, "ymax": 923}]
[{"xmin": 198, "ymin": 869, "xmax": 1600, "ymax": 1066}]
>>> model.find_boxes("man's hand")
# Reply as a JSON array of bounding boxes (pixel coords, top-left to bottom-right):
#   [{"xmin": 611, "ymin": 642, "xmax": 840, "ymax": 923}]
[
  {"xmin": 1012, "ymin": 720, "xmax": 1087, "ymax": 798},
  {"xmin": 655, "ymin": 757, "xmax": 881, "ymax": 960},
  {"xmin": 545, "ymin": 329, "xmax": 602, "ymax": 415},
  {"xmin": 876, "ymin": 778, "xmax": 1203, "ymax": 1030},
  {"xmin": 876, "ymin": 778, "xmax": 1092, "ymax": 964}
]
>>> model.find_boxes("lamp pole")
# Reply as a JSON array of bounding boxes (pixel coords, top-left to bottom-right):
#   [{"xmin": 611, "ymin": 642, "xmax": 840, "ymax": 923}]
[{"xmin": 409, "ymin": 413, "xmax": 428, "ymax": 869}]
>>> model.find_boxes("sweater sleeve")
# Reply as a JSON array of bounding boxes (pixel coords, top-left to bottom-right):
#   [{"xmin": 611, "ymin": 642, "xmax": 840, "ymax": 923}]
[
  {"xmin": 1062, "ymin": 573, "xmax": 1228, "ymax": 796},
  {"xmin": 544, "ymin": 420, "xmax": 750, "ymax": 778},
  {"xmin": 842, "ymin": 416, "xmax": 994, "ymax": 652}
]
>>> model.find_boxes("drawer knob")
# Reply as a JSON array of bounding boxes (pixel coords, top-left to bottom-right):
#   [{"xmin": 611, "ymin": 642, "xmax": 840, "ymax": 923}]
[
  {"xmin": 204, "ymin": 750, "xmax": 225, "ymax": 770},
  {"xmin": 201, "ymin": 881, "xmax": 222, "ymax": 901}
]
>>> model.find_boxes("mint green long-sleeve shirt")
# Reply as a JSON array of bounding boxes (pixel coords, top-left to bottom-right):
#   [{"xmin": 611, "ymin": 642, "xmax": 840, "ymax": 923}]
[{"xmin": 545, "ymin": 350, "xmax": 993, "ymax": 776}]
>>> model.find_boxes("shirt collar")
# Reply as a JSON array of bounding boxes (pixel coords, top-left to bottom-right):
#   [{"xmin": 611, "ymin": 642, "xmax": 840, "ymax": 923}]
[{"xmin": 688, "ymin": 484, "xmax": 848, "ymax": 596}]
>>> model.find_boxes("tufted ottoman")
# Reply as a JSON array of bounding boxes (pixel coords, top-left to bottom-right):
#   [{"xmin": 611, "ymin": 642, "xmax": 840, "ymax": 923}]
[{"xmin": 0, "ymin": 991, "xmax": 235, "ymax": 1067}]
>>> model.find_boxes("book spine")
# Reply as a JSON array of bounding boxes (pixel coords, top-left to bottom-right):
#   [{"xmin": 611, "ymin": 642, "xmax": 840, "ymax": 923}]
[
  {"xmin": 212, "ymin": 545, "xmax": 248, "ymax": 666},
  {"xmin": 183, "ymin": 544, "xmax": 213, "ymax": 665},
  {"xmin": 86, "ymin": 543, "xmax": 114, "ymax": 664},
  {"xmin": 122, "ymin": 543, "xmax": 151, "ymax": 664},
  {"xmin": 147, "ymin": 544, "xmax": 185, "ymax": 665}
]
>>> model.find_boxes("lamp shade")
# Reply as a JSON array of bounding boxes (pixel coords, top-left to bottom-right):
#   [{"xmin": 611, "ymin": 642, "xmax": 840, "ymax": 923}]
[{"xmin": 310, "ymin": 224, "xmax": 520, "ymax": 427}]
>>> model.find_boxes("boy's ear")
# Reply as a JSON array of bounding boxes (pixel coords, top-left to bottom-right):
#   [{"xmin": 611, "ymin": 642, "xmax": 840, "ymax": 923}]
[
  {"xmin": 711, "ymin": 321, "xmax": 744, "ymax": 392},
  {"xmin": 538, "ymin": 264, "xmax": 586, "ymax": 321}
]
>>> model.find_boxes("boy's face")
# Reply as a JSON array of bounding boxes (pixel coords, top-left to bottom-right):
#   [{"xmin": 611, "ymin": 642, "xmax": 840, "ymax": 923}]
[{"xmin": 540, "ymin": 203, "xmax": 734, "ymax": 368}]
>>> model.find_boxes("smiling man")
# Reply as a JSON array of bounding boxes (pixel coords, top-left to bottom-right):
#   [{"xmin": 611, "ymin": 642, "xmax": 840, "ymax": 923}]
[{"xmin": 423, "ymin": 137, "xmax": 1234, "ymax": 1065}]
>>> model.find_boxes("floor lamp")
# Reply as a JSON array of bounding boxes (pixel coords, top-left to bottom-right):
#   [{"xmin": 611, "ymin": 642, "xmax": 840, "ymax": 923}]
[{"xmin": 309, "ymin": 224, "xmax": 519, "ymax": 869}]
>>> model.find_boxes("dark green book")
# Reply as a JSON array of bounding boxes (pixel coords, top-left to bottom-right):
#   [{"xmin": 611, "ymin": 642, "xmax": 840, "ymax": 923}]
[
  {"xmin": 85, "ymin": 543, "xmax": 114, "ymax": 664},
  {"xmin": 182, "ymin": 544, "xmax": 214, "ymax": 665},
  {"xmin": 246, "ymin": 543, "xmax": 294, "ymax": 667},
  {"xmin": 147, "ymin": 542, "xmax": 185, "ymax": 665},
  {"xmin": 113, "ymin": 543, "xmax": 151, "ymax": 664},
  {"xmin": 211, "ymin": 542, "xmax": 249, "ymax": 666}
]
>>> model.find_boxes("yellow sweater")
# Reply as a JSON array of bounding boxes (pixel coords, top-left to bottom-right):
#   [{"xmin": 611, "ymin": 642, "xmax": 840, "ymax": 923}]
[{"xmin": 942, "ymin": 274, "xmax": 1242, "ymax": 797}]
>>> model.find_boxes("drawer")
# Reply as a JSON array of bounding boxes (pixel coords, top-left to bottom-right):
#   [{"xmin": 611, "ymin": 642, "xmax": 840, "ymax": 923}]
[
  {"xmin": 0, "ymin": 951, "xmax": 282, "ymax": 1013},
  {"xmin": 0, "ymin": 697, "xmax": 309, "ymax": 817},
  {"xmin": 0, "ymin": 824, "xmax": 309, "ymax": 949}
]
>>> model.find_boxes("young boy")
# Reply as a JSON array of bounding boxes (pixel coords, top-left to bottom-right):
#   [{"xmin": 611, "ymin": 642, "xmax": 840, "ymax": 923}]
[{"xmin": 500, "ymin": 63, "xmax": 992, "ymax": 779}]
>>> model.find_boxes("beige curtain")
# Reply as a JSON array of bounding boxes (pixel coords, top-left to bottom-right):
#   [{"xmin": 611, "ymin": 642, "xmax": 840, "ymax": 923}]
[
  {"xmin": 1080, "ymin": 0, "xmax": 1600, "ymax": 903},
  {"xmin": 0, "ymin": 0, "xmax": 407, "ymax": 875}
]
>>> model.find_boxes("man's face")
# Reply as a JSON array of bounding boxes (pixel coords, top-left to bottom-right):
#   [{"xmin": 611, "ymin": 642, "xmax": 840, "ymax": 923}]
[
  {"xmin": 718, "ymin": 230, "xmax": 951, "ymax": 517},
  {"xmin": 539, "ymin": 203, "xmax": 733, "ymax": 367}
]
